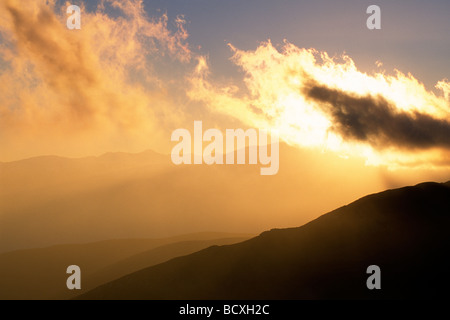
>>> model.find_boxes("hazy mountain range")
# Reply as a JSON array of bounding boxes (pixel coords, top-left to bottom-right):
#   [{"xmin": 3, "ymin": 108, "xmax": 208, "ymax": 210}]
[
  {"xmin": 0, "ymin": 144, "xmax": 386, "ymax": 253},
  {"xmin": 0, "ymin": 232, "xmax": 252, "ymax": 300},
  {"xmin": 1, "ymin": 146, "xmax": 449, "ymax": 299}
]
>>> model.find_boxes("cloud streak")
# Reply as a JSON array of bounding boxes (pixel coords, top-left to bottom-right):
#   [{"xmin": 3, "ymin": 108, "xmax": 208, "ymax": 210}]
[{"xmin": 304, "ymin": 81, "xmax": 450, "ymax": 150}]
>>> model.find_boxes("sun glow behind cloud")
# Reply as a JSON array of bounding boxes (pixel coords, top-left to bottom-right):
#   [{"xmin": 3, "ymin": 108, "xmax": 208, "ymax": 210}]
[{"xmin": 188, "ymin": 41, "xmax": 450, "ymax": 168}]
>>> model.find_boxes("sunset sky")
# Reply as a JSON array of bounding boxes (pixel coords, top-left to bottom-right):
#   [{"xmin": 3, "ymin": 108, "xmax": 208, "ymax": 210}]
[
  {"xmin": 0, "ymin": 0, "xmax": 450, "ymax": 255},
  {"xmin": 1, "ymin": 0, "xmax": 449, "ymax": 176}
]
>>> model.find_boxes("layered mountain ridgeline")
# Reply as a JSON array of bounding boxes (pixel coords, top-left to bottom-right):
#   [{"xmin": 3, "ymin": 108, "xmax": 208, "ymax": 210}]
[
  {"xmin": 0, "ymin": 232, "xmax": 253, "ymax": 300},
  {"xmin": 78, "ymin": 181, "xmax": 450, "ymax": 300},
  {"xmin": 0, "ymin": 144, "xmax": 384, "ymax": 253}
]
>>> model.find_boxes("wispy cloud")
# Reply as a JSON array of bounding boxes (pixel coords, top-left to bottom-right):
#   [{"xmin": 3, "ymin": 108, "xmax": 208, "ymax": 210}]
[{"xmin": 0, "ymin": 0, "xmax": 191, "ymax": 160}]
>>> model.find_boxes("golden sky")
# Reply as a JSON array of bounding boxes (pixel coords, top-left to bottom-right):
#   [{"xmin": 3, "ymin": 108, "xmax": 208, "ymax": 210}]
[{"xmin": 1, "ymin": 0, "xmax": 449, "ymax": 171}]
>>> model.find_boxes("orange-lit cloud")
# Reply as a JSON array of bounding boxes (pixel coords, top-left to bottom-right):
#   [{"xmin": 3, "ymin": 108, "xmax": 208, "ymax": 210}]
[
  {"xmin": 0, "ymin": 0, "xmax": 191, "ymax": 161},
  {"xmin": 188, "ymin": 41, "xmax": 450, "ymax": 168}
]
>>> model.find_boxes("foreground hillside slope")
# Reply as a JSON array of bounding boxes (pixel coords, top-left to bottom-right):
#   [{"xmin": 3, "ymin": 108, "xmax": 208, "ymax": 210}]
[{"xmin": 78, "ymin": 181, "xmax": 450, "ymax": 299}]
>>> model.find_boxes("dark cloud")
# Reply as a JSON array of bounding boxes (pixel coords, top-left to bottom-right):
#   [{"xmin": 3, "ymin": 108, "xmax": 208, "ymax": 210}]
[{"xmin": 303, "ymin": 82, "xmax": 450, "ymax": 150}]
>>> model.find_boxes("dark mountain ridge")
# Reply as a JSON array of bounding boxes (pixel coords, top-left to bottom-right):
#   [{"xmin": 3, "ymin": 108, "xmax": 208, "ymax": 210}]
[{"xmin": 78, "ymin": 181, "xmax": 450, "ymax": 299}]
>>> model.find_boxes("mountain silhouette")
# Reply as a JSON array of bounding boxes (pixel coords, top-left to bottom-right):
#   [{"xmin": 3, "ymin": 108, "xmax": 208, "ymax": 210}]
[{"xmin": 78, "ymin": 181, "xmax": 450, "ymax": 299}]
